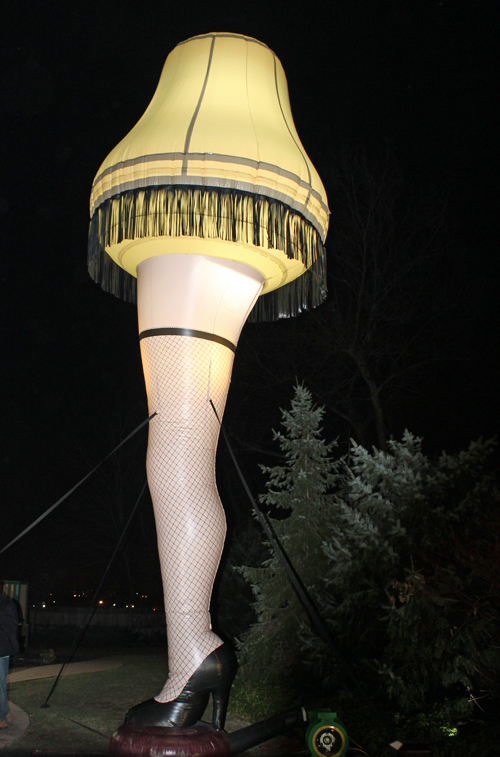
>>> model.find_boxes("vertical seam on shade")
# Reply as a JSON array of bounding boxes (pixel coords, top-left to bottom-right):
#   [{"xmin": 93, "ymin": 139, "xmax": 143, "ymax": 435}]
[
  {"xmin": 273, "ymin": 54, "xmax": 312, "ymax": 211},
  {"xmin": 245, "ymin": 39, "xmax": 260, "ymax": 165},
  {"xmin": 182, "ymin": 35, "xmax": 216, "ymax": 175}
]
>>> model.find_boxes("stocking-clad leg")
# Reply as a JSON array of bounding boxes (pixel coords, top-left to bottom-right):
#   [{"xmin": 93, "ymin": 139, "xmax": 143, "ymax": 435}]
[
  {"xmin": 135, "ymin": 254, "xmax": 263, "ymax": 709},
  {"xmin": 140, "ymin": 333, "xmax": 233, "ymax": 701}
]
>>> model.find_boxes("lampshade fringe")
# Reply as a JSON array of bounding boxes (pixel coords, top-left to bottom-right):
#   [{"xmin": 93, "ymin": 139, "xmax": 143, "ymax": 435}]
[{"xmin": 88, "ymin": 186, "xmax": 327, "ymax": 321}]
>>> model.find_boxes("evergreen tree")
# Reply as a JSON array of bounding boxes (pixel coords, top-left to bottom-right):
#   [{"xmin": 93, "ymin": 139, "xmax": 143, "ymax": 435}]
[
  {"xmin": 304, "ymin": 433, "xmax": 500, "ymax": 716},
  {"xmin": 315, "ymin": 431, "xmax": 428, "ymax": 657},
  {"xmin": 237, "ymin": 384, "xmax": 339, "ymax": 685},
  {"xmin": 380, "ymin": 437, "xmax": 500, "ymax": 714},
  {"xmin": 235, "ymin": 384, "xmax": 499, "ymax": 748}
]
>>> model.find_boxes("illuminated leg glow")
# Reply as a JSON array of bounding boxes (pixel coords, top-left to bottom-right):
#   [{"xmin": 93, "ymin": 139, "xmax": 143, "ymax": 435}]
[
  {"xmin": 141, "ymin": 333, "xmax": 233, "ymax": 701},
  {"xmin": 137, "ymin": 254, "xmax": 263, "ymax": 704}
]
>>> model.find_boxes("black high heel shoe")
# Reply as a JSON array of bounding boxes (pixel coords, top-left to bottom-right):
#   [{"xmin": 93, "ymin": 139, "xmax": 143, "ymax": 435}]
[{"xmin": 125, "ymin": 643, "xmax": 238, "ymax": 731}]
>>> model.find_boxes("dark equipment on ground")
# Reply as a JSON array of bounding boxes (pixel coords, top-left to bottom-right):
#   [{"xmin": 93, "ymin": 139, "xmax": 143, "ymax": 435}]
[{"xmin": 108, "ymin": 707, "xmax": 349, "ymax": 757}]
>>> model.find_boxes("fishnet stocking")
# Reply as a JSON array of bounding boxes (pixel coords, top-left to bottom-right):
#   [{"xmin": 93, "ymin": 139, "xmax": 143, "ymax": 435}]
[{"xmin": 140, "ymin": 333, "xmax": 234, "ymax": 702}]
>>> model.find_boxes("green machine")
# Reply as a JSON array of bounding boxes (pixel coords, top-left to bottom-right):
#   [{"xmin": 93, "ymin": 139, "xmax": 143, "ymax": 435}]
[
  {"xmin": 218, "ymin": 706, "xmax": 349, "ymax": 757},
  {"xmin": 306, "ymin": 710, "xmax": 349, "ymax": 757}
]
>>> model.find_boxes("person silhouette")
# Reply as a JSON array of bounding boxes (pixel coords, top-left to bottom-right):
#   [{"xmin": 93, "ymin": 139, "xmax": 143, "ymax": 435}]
[{"xmin": 0, "ymin": 591, "xmax": 19, "ymax": 729}]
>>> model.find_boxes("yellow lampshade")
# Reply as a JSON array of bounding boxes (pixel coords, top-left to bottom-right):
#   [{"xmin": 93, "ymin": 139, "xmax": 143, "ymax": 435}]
[{"xmin": 88, "ymin": 32, "xmax": 329, "ymax": 320}]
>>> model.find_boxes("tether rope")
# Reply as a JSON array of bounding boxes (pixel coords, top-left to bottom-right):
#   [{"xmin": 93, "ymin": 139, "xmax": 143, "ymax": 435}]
[
  {"xmin": 0, "ymin": 413, "xmax": 156, "ymax": 555},
  {"xmin": 41, "ymin": 479, "xmax": 149, "ymax": 708},
  {"xmin": 210, "ymin": 400, "xmax": 381, "ymax": 715}
]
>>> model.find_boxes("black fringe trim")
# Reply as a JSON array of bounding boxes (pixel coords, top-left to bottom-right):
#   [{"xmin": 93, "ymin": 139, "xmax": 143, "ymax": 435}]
[
  {"xmin": 247, "ymin": 252, "xmax": 327, "ymax": 322},
  {"xmin": 88, "ymin": 185, "xmax": 327, "ymax": 321}
]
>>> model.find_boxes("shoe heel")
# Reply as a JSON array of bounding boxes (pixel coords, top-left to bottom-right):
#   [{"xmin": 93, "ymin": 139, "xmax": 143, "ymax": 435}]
[
  {"xmin": 211, "ymin": 679, "xmax": 232, "ymax": 731},
  {"xmin": 211, "ymin": 650, "xmax": 238, "ymax": 731}
]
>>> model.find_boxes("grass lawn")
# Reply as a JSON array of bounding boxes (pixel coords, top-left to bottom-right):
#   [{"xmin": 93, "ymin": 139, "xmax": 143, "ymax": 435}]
[
  {"xmin": 6, "ymin": 652, "xmax": 171, "ymax": 754},
  {"xmin": 6, "ymin": 649, "xmax": 260, "ymax": 755},
  {"xmin": 8, "ymin": 650, "xmax": 499, "ymax": 756},
  {"xmin": 14, "ymin": 635, "xmax": 496, "ymax": 757}
]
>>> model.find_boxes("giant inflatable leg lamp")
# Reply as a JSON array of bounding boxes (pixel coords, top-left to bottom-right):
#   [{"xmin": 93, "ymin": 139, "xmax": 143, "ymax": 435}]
[
  {"xmin": 129, "ymin": 254, "xmax": 263, "ymax": 729},
  {"xmin": 87, "ymin": 32, "xmax": 329, "ymax": 755}
]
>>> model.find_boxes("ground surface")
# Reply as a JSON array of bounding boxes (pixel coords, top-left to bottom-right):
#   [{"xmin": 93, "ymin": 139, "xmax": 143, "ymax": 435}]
[{"xmin": 2, "ymin": 651, "xmax": 304, "ymax": 756}]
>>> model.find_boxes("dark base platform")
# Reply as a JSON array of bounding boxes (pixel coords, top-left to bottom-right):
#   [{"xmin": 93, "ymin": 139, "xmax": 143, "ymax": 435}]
[{"xmin": 109, "ymin": 724, "xmax": 230, "ymax": 757}]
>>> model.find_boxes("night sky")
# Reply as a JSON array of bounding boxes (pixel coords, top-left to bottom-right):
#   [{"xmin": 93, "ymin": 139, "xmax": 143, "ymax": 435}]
[{"xmin": 1, "ymin": 0, "xmax": 498, "ymax": 601}]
